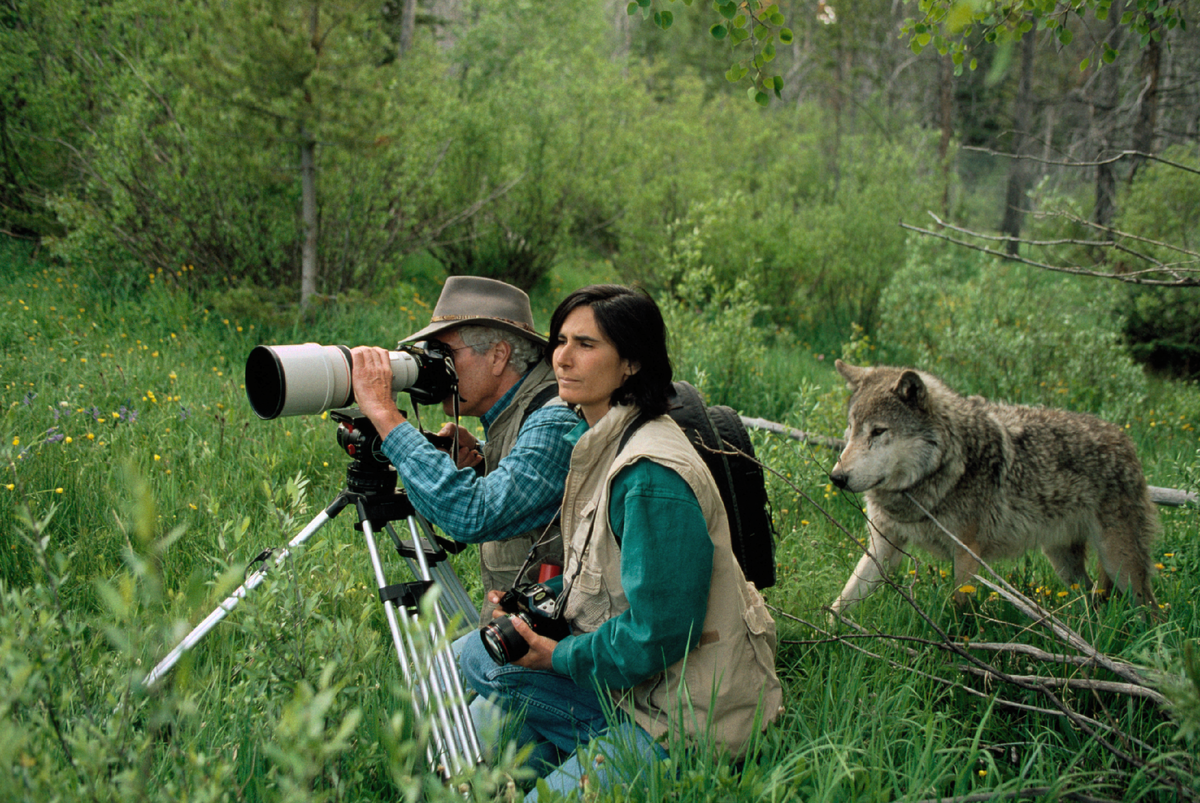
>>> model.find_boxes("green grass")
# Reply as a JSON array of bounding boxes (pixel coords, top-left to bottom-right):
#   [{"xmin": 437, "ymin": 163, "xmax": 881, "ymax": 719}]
[{"xmin": 2, "ymin": 240, "xmax": 1198, "ymax": 801}]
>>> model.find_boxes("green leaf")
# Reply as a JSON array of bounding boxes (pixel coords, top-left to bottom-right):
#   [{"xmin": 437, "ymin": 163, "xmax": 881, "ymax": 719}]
[
  {"xmin": 754, "ymin": 24, "xmax": 769, "ymax": 39},
  {"xmin": 638, "ymin": 0, "xmax": 652, "ymax": 7},
  {"xmin": 779, "ymin": 28, "xmax": 794, "ymax": 44},
  {"xmin": 733, "ymin": 13, "xmax": 747, "ymax": 27},
  {"xmin": 661, "ymin": 10, "xmax": 673, "ymax": 27},
  {"xmin": 731, "ymin": 27, "xmax": 750, "ymax": 42},
  {"xmin": 772, "ymin": 74, "xmax": 783, "ymax": 98},
  {"xmin": 711, "ymin": 23, "xmax": 728, "ymax": 39},
  {"xmin": 754, "ymin": 90, "xmax": 769, "ymax": 106},
  {"xmin": 626, "ymin": 1, "xmax": 639, "ymax": 14},
  {"xmin": 719, "ymin": 2, "xmax": 737, "ymax": 20},
  {"xmin": 770, "ymin": 12, "xmax": 785, "ymax": 24},
  {"xmin": 1079, "ymin": 56, "xmax": 1091, "ymax": 71},
  {"xmin": 1058, "ymin": 28, "xmax": 1073, "ymax": 45},
  {"xmin": 747, "ymin": 85, "xmax": 759, "ymax": 102}
]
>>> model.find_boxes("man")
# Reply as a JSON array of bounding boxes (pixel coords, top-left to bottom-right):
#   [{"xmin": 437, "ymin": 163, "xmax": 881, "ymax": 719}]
[{"xmin": 350, "ymin": 276, "xmax": 576, "ymax": 623}]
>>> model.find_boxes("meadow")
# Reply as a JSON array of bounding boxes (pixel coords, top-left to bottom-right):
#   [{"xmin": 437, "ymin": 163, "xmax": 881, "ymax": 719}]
[{"xmin": 2, "ymin": 238, "xmax": 1199, "ymax": 802}]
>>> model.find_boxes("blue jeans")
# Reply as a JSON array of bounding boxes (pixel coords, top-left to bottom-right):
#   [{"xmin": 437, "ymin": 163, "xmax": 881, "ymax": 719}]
[{"xmin": 458, "ymin": 630, "xmax": 668, "ymax": 801}]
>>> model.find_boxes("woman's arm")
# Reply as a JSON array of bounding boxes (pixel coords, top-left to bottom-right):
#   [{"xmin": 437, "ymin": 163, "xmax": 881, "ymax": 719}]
[{"xmin": 551, "ymin": 460, "xmax": 713, "ymax": 687}]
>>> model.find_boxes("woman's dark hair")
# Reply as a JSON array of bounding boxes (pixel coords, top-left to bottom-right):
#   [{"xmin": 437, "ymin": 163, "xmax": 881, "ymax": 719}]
[{"xmin": 547, "ymin": 284, "xmax": 673, "ymax": 418}]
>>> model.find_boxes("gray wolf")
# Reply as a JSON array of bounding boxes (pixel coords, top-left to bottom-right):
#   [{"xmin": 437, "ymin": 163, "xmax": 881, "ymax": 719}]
[{"xmin": 828, "ymin": 360, "xmax": 1159, "ymax": 616}]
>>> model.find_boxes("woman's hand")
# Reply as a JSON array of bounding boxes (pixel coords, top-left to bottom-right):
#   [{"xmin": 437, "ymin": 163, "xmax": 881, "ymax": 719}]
[
  {"xmin": 484, "ymin": 590, "xmax": 559, "ymax": 671},
  {"xmin": 436, "ymin": 422, "xmax": 483, "ymax": 469},
  {"xmin": 509, "ymin": 614, "xmax": 559, "ymax": 671}
]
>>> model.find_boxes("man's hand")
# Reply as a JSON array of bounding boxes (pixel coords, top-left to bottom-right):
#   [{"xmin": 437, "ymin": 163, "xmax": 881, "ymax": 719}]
[
  {"xmin": 436, "ymin": 422, "xmax": 483, "ymax": 469},
  {"xmin": 350, "ymin": 347, "xmax": 406, "ymax": 438}
]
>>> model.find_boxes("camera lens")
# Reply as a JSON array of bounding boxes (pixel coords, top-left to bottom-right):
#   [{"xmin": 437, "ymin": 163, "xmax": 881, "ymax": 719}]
[{"xmin": 479, "ymin": 614, "xmax": 530, "ymax": 665}]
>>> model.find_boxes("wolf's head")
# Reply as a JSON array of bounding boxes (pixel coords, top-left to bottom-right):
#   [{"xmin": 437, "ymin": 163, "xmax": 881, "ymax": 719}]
[{"xmin": 828, "ymin": 360, "xmax": 943, "ymax": 494}]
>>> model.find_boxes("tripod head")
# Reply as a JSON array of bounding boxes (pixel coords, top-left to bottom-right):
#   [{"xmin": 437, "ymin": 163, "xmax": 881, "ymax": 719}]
[{"xmin": 330, "ymin": 408, "xmax": 415, "ymax": 524}]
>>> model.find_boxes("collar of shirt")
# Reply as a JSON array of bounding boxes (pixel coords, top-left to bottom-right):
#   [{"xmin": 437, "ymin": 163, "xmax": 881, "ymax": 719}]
[
  {"xmin": 479, "ymin": 367, "xmax": 531, "ymax": 436},
  {"xmin": 565, "ymin": 419, "xmax": 589, "ymax": 448}
]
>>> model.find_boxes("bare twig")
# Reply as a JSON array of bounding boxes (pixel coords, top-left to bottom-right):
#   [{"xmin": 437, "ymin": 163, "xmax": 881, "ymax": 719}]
[
  {"xmin": 960, "ymin": 144, "xmax": 1200, "ymax": 177},
  {"xmin": 900, "ymin": 213, "xmax": 1200, "ymax": 287}
]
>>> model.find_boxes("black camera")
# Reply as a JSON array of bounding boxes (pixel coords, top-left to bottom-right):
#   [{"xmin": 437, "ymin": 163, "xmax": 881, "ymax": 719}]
[
  {"xmin": 245, "ymin": 340, "xmax": 457, "ymax": 419},
  {"xmin": 479, "ymin": 582, "xmax": 570, "ymax": 665}
]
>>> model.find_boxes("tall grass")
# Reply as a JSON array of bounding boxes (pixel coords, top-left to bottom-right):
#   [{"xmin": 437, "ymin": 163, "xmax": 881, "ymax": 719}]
[{"xmin": 2, "ymin": 240, "xmax": 1198, "ymax": 801}]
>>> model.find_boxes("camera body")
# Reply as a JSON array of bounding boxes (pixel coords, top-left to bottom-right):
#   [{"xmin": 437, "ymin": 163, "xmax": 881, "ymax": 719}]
[
  {"xmin": 479, "ymin": 582, "xmax": 570, "ymax": 665},
  {"xmin": 245, "ymin": 340, "xmax": 457, "ymax": 419}
]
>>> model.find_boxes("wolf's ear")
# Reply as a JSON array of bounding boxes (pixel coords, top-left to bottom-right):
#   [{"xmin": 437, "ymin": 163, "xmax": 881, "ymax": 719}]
[
  {"xmin": 894, "ymin": 370, "xmax": 927, "ymax": 407},
  {"xmin": 835, "ymin": 359, "xmax": 865, "ymax": 389}
]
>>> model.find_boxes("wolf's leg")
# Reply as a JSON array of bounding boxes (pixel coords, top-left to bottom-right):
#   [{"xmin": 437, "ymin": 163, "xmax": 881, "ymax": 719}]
[
  {"xmin": 1043, "ymin": 539, "xmax": 1092, "ymax": 594},
  {"xmin": 951, "ymin": 524, "xmax": 982, "ymax": 607},
  {"xmin": 830, "ymin": 530, "xmax": 905, "ymax": 617},
  {"xmin": 1093, "ymin": 509, "xmax": 1159, "ymax": 612}
]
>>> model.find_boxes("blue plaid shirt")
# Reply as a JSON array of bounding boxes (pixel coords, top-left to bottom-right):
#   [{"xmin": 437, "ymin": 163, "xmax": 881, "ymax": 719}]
[{"xmin": 381, "ymin": 374, "xmax": 577, "ymax": 543}]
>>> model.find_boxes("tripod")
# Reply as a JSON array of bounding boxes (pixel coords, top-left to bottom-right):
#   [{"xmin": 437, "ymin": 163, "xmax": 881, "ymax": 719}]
[{"xmin": 145, "ymin": 410, "xmax": 484, "ymax": 779}]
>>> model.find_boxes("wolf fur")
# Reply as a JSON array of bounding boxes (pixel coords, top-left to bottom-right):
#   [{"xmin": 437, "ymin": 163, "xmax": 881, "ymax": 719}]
[{"xmin": 828, "ymin": 360, "xmax": 1159, "ymax": 617}]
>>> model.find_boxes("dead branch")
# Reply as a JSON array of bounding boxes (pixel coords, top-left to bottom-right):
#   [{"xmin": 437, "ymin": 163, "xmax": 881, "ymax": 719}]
[
  {"xmin": 960, "ymin": 144, "xmax": 1200, "ymax": 177},
  {"xmin": 957, "ymin": 664, "xmax": 1168, "ymax": 704},
  {"xmin": 900, "ymin": 213, "xmax": 1200, "ymax": 287}
]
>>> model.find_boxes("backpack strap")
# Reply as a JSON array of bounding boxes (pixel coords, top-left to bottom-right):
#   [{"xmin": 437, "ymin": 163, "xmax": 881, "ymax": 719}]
[{"xmin": 520, "ymin": 384, "xmax": 563, "ymax": 429}]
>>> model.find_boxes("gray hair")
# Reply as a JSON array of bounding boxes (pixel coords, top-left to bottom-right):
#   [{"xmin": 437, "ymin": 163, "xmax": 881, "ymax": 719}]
[{"xmin": 456, "ymin": 325, "xmax": 544, "ymax": 374}]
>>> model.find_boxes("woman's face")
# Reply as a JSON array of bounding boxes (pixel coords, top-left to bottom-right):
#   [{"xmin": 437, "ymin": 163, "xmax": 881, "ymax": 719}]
[{"xmin": 552, "ymin": 305, "xmax": 636, "ymax": 427}]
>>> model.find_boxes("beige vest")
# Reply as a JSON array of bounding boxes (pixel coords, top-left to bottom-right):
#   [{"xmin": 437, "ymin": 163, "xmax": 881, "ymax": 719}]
[
  {"xmin": 475, "ymin": 360, "xmax": 566, "ymax": 623},
  {"xmin": 559, "ymin": 404, "xmax": 782, "ymax": 757}
]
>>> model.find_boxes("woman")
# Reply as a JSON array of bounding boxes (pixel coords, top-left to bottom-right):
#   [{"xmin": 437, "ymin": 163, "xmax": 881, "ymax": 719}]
[{"xmin": 459, "ymin": 285, "xmax": 782, "ymax": 799}]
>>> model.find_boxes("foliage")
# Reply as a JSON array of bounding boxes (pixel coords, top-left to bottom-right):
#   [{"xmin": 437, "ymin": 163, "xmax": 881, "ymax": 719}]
[
  {"xmin": 427, "ymin": 3, "xmax": 635, "ymax": 292},
  {"xmin": 876, "ymin": 237, "xmax": 1149, "ymax": 422},
  {"xmin": 901, "ymin": 0, "xmax": 1186, "ymax": 74},
  {"xmin": 629, "ymin": 0, "xmax": 794, "ymax": 105},
  {"xmin": 1113, "ymin": 146, "xmax": 1200, "ymax": 379},
  {"xmin": 33, "ymin": 0, "xmax": 450, "ymax": 302},
  {"xmin": 633, "ymin": 125, "xmax": 942, "ymax": 350}
]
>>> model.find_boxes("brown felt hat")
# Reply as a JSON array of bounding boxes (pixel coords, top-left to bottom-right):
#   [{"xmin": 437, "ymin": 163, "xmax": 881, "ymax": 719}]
[{"xmin": 400, "ymin": 276, "xmax": 547, "ymax": 347}]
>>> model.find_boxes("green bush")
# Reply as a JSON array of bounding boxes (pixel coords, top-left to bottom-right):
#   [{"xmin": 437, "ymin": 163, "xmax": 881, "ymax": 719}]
[{"xmin": 876, "ymin": 237, "xmax": 1149, "ymax": 422}]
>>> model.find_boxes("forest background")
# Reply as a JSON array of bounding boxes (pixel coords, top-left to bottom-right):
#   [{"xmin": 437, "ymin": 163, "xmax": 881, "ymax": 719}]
[{"xmin": 2, "ymin": 0, "xmax": 1200, "ymax": 800}]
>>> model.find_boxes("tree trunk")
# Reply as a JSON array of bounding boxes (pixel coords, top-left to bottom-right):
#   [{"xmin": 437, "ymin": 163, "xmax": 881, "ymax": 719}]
[
  {"xmin": 1000, "ymin": 26, "xmax": 1037, "ymax": 255},
  {"xmin": 1129, "ymin": 29, "xmax": 1161, "ymax": 182},
  {"xmin": 398, "ymin": 0, "xmax": 416, "ymax": 56},
  {"xmin": 938, "ymin": 53, "xmax": 955, "ymax": 219},
  {"xmin": 300, "ymin": 133, "xmax": 318, "ymax": 308},
  {"xmin": 1090, "ymin": 3, "xmax": 1122, "ymax": 235}
]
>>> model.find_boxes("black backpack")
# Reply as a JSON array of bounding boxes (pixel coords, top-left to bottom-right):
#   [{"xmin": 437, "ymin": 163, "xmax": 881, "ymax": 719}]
[{"xmin": 620, "ymin": 381, "xmax": 777, "ymax": 589}]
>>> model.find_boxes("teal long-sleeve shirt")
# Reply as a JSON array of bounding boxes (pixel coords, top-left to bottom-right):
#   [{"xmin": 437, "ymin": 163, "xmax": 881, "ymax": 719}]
[{"xmin": 550, "ymin": 459, "xmax": 714, "ymax": 689}]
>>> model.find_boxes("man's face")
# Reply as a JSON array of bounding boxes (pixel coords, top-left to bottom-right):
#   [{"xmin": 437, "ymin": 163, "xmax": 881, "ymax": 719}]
[{"xmin": 429, "ymin": 329, "xmax": 506, "ymax": 418}]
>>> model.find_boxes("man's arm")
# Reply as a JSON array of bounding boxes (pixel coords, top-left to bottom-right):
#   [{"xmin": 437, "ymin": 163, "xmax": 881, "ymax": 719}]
[{"xmin": 381, "ymin": 404, "xmax": 577, "ymax": 543}]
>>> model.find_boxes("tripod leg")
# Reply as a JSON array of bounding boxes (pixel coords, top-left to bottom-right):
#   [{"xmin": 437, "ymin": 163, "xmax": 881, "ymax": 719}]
[
  {"xmin": 358, "ymin": 507, "xmax": 480, "ymax": 778},
  {"xmin": 144, "ymin": 507, "xmax": 338, "ymax": 689},
  {"xmin": 402, "ymin": 517, "xmax": 485, "ymax": 764}
]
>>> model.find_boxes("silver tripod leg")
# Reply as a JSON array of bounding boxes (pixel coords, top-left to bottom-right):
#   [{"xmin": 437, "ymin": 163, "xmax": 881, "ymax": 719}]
[
  {"xmin": 402, "ymin": 515, "xmax": 479, "ymax": 634},
  {"xmin": 357, "ymin": 505, "xmax": 482, "ymax": 777},
  {"xmin": 143, "ymin": 509, "xmax": 334, "ymax": 689},
  {"xmin": 400, "ymin": 516, "xmax": 484, "ymax": 765}
]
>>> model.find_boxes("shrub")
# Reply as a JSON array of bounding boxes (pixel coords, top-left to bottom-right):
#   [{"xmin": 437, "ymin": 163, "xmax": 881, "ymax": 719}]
[{"xmin": 876, "ymin": 238, "xmax": 1148, "ymax": 422}]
